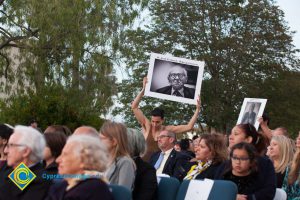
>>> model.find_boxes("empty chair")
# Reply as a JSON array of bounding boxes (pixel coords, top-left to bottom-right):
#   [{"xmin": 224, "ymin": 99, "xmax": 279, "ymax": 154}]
[
  {"xmin": 176, "ymin": 179, "xmax": 237, "ymax": 200},
  {"xmin": 208, "ymin": 180, "xmax": 238, "ymax": 200},
  {"xmin": 109, "ymin": 184, "xmax": 131, "ymax": 200},
  {"xmin": 158, "ymin": 177, "xmax": 180, "ymax": 200}
]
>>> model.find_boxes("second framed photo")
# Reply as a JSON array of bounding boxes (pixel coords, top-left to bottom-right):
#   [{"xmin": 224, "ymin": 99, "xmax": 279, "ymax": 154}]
[
  {"xmin": 144, "ymin": 53, "xmax": 205, "ymax": 105},
  {"xmin": 237, "ymin": 98, "xmax": 268, "ymax": 130}
]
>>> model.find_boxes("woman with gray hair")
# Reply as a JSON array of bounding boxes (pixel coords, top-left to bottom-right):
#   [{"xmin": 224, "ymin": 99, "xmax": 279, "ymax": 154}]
[
  {"xmin": 127, "ymin": 128, "xmax": 158, "ymax": 200},
  {"xmin": 46, "ymin": 135, "xmax": 113, "ymax": 200}
]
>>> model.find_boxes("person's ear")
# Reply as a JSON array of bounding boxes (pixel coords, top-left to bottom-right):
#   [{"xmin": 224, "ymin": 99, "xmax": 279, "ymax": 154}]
[
  {"xmin": 168, "ymin": 75, "xmax": 172, "ymax": 83},
  {"xmin": 80, "ymin": 162, "xmax": 85, "ymax": 170},
  {"xmin": 2, "ymin": 139, "xmax": 8, "ymax": 145},
  {"xmin": 111, "ymin": 138, "xmax": 118, "ymax": 147},
  {"xmin": 182, "ymin": 76, "xmax": 188, "ymax": 84},
  {"xmin": 22, "ymin": 147, "xmax": 32, "ymax": 159},
  {"xmin": 245, "ymin": 136, "xmax": 253, "ymax": 144},
  {"xmin": 169, "ymin": 137, "xmax": 175, "ymax": 144}
]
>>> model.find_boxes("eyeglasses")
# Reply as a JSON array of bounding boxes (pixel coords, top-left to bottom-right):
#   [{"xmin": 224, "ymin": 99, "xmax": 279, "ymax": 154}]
[
  {"xmin": 6, "ymin": 143, "xmax": 27, "ymax": 149},
  {"xmin": 231, "ymin": 156, "xmax": 250, "ymax": 162},
  {"xmin": 157, "ymin": 135, "xmax": 171, "ymax": 139},
  {"xmin": 169, "ymin": 73, "xmax": 185, "ymax": 79}
]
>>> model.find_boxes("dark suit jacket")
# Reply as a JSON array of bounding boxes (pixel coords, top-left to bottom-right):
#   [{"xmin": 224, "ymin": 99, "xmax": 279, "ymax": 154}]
[
  {"xmin": 149, "ymin": 149, "xmax": 190, "ymax": 181},
  {"xmin": 156, "ymin": 86, "xmax": 195, "ymax": 99},
  {"xmin": 183, "ymin": 161, "xmax": 223, "ymax": 180},
  {"xmin": 45, "ymin": 178, "xmax": 113, "ymax": 200},
  {"xmin": 133, "ymin": 156, "xmax": 158, "ymax": 200},
  {"xmin": 0, "ymin": 162, "xmax": 52, "ymax": 200},
  {"xmin": 241, "ymin": 111, "xmax": 256, "ymax": 125}
]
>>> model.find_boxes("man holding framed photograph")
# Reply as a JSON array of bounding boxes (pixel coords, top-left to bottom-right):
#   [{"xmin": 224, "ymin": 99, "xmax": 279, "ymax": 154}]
[{"xmin": 131, "ymin": 77, "xmax": 201, "ymax": 162}]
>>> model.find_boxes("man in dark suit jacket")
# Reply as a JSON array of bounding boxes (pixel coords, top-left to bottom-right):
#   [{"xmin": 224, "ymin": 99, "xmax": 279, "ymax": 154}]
[
  {"xmin": 156, "ymin": 65, "xmax": 195, "ymax": 99},
  {"xmin": 149, "ymin": 130, "xmax": 190, "ymax": 181},
  {"xmin": 0, "ymin": 126, "xmax": 51, "ymax": 200},
  {"xmin": 241, "ymin": 103, "xmax": 257, "ymax": 125}
]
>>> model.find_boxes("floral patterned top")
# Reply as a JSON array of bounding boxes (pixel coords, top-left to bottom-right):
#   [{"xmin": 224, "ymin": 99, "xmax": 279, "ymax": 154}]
[{"xmin": 282, "ymin": 167, "xmax": 300, "ymax": 200}]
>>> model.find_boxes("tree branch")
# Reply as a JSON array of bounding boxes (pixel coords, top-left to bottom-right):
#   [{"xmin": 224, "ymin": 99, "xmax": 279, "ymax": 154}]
[{"xmin": 0, "ymin": 51, "xmax": 10, "ymax": 78}]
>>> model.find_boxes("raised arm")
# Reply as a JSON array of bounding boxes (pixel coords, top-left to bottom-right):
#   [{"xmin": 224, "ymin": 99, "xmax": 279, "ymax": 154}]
[
  {"xmin": 166, "ymin": 97, "xmax": 201, "ymax": 134},
  {"xmin": 131, "ymin": 77, "xmax": 150, "ymax": 128},
  {"xmin": 258, "ymin": 117, "xmax": 273, "ymax": 141}
]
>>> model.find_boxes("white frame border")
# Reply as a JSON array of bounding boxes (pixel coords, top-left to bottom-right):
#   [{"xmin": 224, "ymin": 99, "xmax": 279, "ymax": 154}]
[
  {"xmin": 237, "ymin": 98, "xmax": 268, "ymax": 130},
  {"xmin": 145, "ymin": 53, "xmax": 205, "ymax": 105}
]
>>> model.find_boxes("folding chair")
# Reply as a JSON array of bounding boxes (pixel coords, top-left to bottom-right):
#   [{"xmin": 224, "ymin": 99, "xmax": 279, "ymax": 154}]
[
  {"xmin": 109, "ymin": 184, "xmax": 131, "ymax": 200},
  {"xmin": 176, "ymin": 179, "xmax": 237, "ymax": 200},
  {"xmin": 157, "ymin": 177, "xmax": 180, "ymax": 200}
]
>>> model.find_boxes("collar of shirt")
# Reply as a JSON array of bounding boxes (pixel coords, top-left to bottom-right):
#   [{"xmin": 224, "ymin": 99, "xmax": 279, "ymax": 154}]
[
  {"xmin": 162, "ymin": 148, "xmax": 173, "ymax": 156},
  {"xmin": 156, "ymin": 148, "xmax": 174, "ymax": 175}
]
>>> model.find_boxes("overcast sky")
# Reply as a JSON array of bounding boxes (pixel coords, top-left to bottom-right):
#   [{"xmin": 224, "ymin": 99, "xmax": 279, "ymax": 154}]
[{"xmin": 276, "ymin": 0, "xmax": 300, "ymax": 53}]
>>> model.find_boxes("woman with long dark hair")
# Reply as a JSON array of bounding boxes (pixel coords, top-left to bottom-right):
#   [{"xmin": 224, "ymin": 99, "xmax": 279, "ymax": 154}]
[{"xmin": 229, "ymin": 123, "xmax": 266, "ymax": 155}]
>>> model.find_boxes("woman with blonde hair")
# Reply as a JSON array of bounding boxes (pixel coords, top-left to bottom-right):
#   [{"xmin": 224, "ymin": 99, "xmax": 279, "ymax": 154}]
[
  {"xmin": 100, "ymin": 121, "xmax": 136, "ymax": 190},
  {"xmin": 282, "ymin": 132, "xmax": 300, "ymax": 200},
  {"xmin": 267, "ymin": 135, "xmax": 295, "ymax": 187}
]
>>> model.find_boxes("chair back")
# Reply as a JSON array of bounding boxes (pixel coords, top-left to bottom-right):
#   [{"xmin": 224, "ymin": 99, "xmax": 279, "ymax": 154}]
[
  {"xmin": 158, "ymin": 177, "xmax": 180, "ymax": 200},
  {"xmin": 109, "ymin": 184, "xmax": 131, "ymax": 200},
  {"xmin": 273, "ymin": 188, "xmax": 287, "ymax": 200},
  {"xmin": 176, "ymin": 179, "xmax": 237, "ymax": 200},
  {"xmin": 208, "ymin": 180, "xmax": 237, "ymax": 200}
]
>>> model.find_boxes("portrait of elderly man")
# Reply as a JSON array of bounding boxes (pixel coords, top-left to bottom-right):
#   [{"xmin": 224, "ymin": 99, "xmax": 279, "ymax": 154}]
[
  {"xmin": 0, "ymin": 125, "xmax": 51, "ymax": 200},
  {"xmin": 156, "ymin": 65, "xmax": 195, "ymax": 99}
]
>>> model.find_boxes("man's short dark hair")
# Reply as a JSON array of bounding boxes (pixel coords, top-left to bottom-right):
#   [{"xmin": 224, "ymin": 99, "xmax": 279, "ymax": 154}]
[
  {"xmin": 29, "ymin": 119, "xmax": 37, "ymax": 125},
  {"xmin": 151, "ymin": 108, "xmax": 165, "ymax": 119},
  {"xmin": 179, "ymin": 139, "xmax": 190, "ymax": 151},
  {"xmin": 262, "ymin": 112, "xmax": 270, "ymax": 126},
  {"xmin": 0, "ymin": 124, "xmax": 14, "ymax": 140}
]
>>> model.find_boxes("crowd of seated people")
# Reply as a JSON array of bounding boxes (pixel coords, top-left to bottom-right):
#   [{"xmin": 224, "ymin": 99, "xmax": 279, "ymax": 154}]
[{"xmin": 0, "ymin": 98, "xmax": 299, "ymax": 200}]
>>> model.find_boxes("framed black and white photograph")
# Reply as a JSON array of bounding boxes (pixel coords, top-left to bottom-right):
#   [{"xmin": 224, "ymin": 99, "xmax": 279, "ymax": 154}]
[
  {"xmin": 237, "ymin": 98, "xmax": 268, "ymax": 130},
  {"xmin": 144, "ymin": 53, "xmax": 205, "ymax": 105}
]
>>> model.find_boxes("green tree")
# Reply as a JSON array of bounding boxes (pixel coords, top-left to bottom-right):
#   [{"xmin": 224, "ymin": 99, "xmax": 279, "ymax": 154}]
[
  {"xmin": 252, "ymin": 70, "xmax": 300, "ymax": 138},
  {"xmin": 114, "ymin": 0, "xmax": 300, "ymax": 132},
  {"xmin": 0, "ymin": 0, "xmax": 147, "ymax": 127}
]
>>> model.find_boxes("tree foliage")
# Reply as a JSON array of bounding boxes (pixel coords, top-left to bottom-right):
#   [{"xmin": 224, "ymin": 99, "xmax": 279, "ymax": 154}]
[
  {"xmin": 0, "ymin": 0, "xmax": 148, "ymax": 127},
  {"xmin": 253, "ymin": 70, "xmax": 300, "ymax": 138},
  {"xmin": 114, "ymin": 0, "xmax": 300, "ymax": 133}
]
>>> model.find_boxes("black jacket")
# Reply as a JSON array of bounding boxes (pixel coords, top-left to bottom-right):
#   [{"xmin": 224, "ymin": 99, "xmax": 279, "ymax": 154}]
[
  {"xmin": 156, "ymin": 86, "xmax": 195, "ymax": 99},
  {"xmin": 45, "ymin": 178, "xmax": 113, "ymax": 200},
  {"xmin": 133, "ymin": 156, "xmax": 158, "ymax": 200},
  {"xmin": 0, "ymin": 162, "xmax": 52, "ymax": 200},
  {"xmin": 150, "ymin": 149, "xmax": 190, "ymax": 181}
]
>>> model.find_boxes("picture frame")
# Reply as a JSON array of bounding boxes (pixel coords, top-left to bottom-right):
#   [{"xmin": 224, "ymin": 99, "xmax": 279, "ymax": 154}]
[
  {"xmin": 237, "ymin": 98, "xmax": 268, "ymax": 130},
  {"xmin": 144, "ymin": 53, "xmax": 205, "ymax": 105}
]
